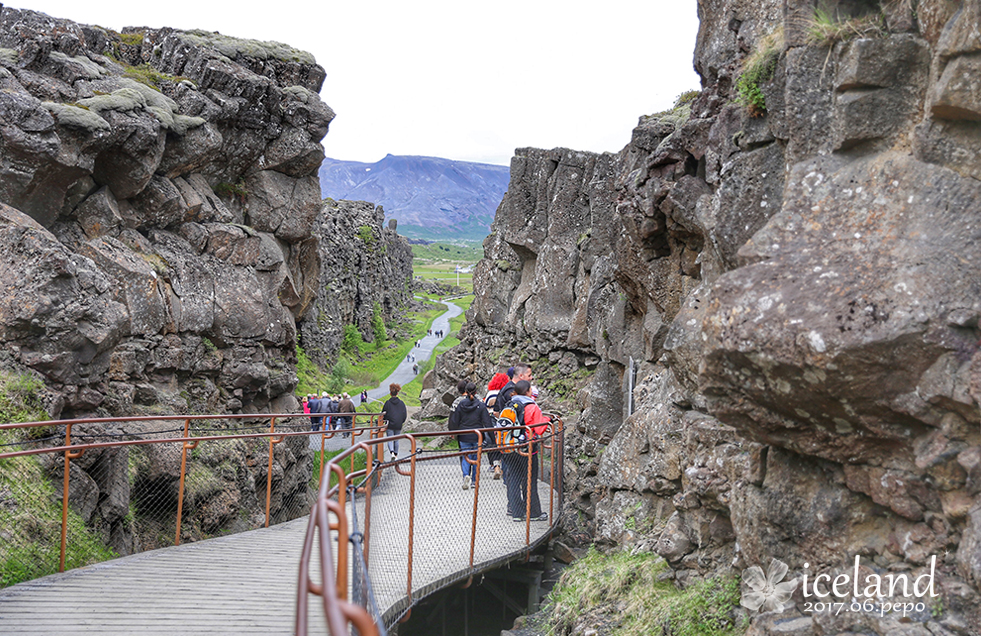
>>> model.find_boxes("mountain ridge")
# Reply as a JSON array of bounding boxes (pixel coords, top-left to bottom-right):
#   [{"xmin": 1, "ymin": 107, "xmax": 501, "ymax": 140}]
[{"xmin": 318, "ymin": 154, "xmax": 510, "ymax": 242}]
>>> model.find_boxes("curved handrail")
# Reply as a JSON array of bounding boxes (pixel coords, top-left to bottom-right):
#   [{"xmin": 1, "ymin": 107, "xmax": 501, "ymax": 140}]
[{"xmin": 296, "ymin": 416, "xmax": 564, "ymax": 634}]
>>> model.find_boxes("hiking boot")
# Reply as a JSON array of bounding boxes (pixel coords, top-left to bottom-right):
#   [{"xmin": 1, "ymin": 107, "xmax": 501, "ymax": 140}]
[
  {"xmin": 513, "ymin": 516, "xmax": 525, "ymax": 522},
  {"xmin": 462, "ymin": 475, "xmax": 471, "ymax": 490},
  {"xmin": 532, "ymin": 513, "xmax": 548, "ymax": 522},
  {"xmin": 493, "ymin": 465, "xmax": 503, "ymax": 480}
]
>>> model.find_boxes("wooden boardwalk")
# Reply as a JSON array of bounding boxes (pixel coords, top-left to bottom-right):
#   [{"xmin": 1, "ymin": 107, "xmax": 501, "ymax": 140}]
[{"xmin": 0, "ymin": 456, "xmax": 556, "ymax": 635}]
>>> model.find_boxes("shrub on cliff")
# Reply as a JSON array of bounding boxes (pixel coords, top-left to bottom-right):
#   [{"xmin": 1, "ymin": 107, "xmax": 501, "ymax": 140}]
[{"xmin": 735, "ymin": 26, "xmax": 783, "ymax": 115}]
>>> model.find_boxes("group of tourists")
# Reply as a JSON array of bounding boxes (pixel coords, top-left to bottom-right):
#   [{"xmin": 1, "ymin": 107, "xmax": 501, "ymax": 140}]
[
  {"xmin": 446, "ymin": 363, "xmax": 550, "ymax": 522},
  {"xmin": 304, "ymin": 357, "xmax": 550, "ymax": 523},
  {"xmin": 302, "ymin": 392, "xmax": 356, "ymax": 436}
]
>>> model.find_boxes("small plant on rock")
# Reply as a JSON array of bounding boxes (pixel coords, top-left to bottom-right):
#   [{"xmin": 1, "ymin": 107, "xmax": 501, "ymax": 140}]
[
  {"xmin": 215, "ymin": 181, "xmax": 248, "ymax": 205},
  {"xmin": 807, "ymin": 6, "xmax": 886, "ymax": 47},
  {"xmin": 735, "ymin": 26, "xmax": 784, "ymax": 116}
]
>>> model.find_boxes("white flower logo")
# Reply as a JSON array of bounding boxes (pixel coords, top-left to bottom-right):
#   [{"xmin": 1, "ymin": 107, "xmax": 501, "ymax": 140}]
[{"xmin": 740, "ymin": 558, "xmax": 798, "ymax": 613}]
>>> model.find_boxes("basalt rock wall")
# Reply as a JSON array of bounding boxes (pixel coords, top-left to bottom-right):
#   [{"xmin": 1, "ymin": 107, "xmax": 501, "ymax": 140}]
[
  {"xmin": 0, "ymin": 7, "xmax": 334, "ymax": 417},
  {"xmin": 298, "ymin": 202, "xmax": 414, "ymax": 370},
  {"xmin": 0, "ymin": 7, "xmax": 344, "ymax": 557},
  {"xmin": 434, "ymin": 0, "xmax": 981, "ymax": 632}
]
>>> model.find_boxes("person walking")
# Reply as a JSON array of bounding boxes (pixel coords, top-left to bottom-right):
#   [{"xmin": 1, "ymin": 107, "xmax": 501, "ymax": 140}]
[
  {"xmin": 318, "ymin": 392, "xmax": 335, "ymax": 431},
  {"xmin": 381, "ymin": 383, "xmax": 408, "ymax": 460},
  {"xmin": 338, "ymin": 393, "xmax": 356, "ymax": 437},
  {"xmin": 307, "ymin": 393, "xmax": 321, "ymax": 431},
  {"xmin": 494, "ymin": 363, "xmax": 532, "ymax": 417},
  {"xmin": 501, "ymin": 380, "xmax": 550, "ymax": 522},
  {"xmin": 360, "ymin": 389, "xmax": 368, "ymax": 406},
  {"xmin": 493, "ymin": 363, "xmax": 533, "ymax": 487},
  {"xmin": 483, "ymin": 373, "xmax": 510, "ymax": 479},
  {"xmin": 448, "ymin": 382, "xmax": 494, "ymax": 490}
]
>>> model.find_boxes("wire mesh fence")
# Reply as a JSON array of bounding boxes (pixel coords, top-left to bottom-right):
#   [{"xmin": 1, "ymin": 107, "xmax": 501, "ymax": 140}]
[
  {"xmin": 0, "ymin": 413, "xmax": 386, "ymax": 589},
  {"xmin": 301, "ymin": 421, "xmax": 564, "ymax": 634}
]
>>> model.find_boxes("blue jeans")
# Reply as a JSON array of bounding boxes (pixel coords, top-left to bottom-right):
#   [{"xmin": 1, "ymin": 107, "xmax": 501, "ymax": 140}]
[
  {"xmin": 386, "ymin": 428, "xmax": 401, "ymax": 456},
  {"xmin": 460, "ymin": 441, "xmax": 478, "ymax": 479}
]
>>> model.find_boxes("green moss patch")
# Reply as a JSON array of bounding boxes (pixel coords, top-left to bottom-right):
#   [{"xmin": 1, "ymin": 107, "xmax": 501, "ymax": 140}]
[
  {"xmin": 735, "ymin": 26, "xmax": 783, "ymax": 115},
  {"xmin": 0, "ymin": 373, "xmax": 116, "ymax": 588},
  {"xmin": 545, "ymin": 548, "xmax": 746, "ymax": 636}
]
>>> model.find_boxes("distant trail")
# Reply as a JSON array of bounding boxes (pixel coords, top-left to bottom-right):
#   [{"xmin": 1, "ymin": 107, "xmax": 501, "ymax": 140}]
[
  {"xmin": 367, "ymin": 297, "xmax": 463, "ymax": 402},
  {"xmin": 310, "ymin": 297, "xmax": 463, "ymax": 450}
]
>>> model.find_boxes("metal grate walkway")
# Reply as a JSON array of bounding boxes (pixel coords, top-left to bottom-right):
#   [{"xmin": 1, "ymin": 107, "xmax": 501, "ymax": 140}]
[{"xmin": 0, "ymin": 457, "xmax": 555, "ymax": 635}]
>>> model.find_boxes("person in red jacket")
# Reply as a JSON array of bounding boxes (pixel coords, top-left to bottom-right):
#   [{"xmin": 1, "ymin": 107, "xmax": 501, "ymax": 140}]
[{"xmin": 502, "ymin": 380, "xmax": 550, "ymax": 522}]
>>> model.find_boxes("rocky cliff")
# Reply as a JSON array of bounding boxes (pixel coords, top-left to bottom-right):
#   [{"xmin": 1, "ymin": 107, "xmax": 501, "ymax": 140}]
[
  {"xmin": 298, "ymin": 201, "xmax": 414, "ymax": 369},
  {"xmin": 431, "ymin": 0, "xmax": 981, "ymax": 633},
  {"xmin": 0, "ymin": 7, "xmax": 333, "ymax": 416},
  {"xmin": 0, "ymin": 8, "xmax": 413, "ymax": 557}
]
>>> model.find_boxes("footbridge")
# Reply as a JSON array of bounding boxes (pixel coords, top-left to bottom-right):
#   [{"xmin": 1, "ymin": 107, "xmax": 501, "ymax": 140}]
[{"xmin": 0, "ymin": 412, "xmax": 564, "ymax": 634}]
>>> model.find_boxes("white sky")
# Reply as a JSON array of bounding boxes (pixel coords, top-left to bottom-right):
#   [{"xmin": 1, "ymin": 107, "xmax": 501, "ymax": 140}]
[{"xmin": 13, "ymin": 1, "xmax": 701, "ymax": 166}]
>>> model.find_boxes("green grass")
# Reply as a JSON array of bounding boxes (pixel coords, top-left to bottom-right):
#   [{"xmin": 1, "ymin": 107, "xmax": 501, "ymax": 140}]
[
  {"xmin": 398, "ymin": 295, "xmax": 472, "ymax": 406},
  {"xmin": 410, "ymin": 242, "xmax": 483, "ymax": 261},
  {"xmin": 807, "ymin": 6, "xmax": 886, "ymax": 47},
  {"xmin": 310, "ymin": 449, "xmax": 370, "ymax": 491},
  {"xmin": 295, "ymin": 344, "xmax": 333, "ymax": 396},
  {"xmin": 648, "ymin": 90, "xmax": 701, "ymax": 123},
  {"xmin": 545, "ymin": 548, "xmax": 745, "ymax": 636},
  {"xmin": 340, "ymin": 306, "xmax": 443, "ymax": 395},
  {"xmin": 122, "ymin": 63, "xmax": 191, "ymax": 90},
  {"xmin": 412, "ymin": 242, "xmax": 481, "ymax": 295},
  {"xmin": 0, "ymin": 373, "xmax": 116, "ymax": 588},
  {"xmin": 297, "ymin": 301, "xmax": 445, "ymax": 401}
]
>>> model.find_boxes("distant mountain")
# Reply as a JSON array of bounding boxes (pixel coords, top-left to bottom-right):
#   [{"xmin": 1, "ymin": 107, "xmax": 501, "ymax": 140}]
[{"xmin": 318, "ymin": 155, "xmax": 510, "ymax": 242}]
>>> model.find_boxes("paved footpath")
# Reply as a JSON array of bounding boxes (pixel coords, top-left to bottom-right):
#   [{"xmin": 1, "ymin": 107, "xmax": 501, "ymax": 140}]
[
  {"xmin": 367, "ymin": 296, "xmax": 463, "ymax": 404},
  {"xmin": 311, "ymin": 296, "xmax": 463, "ymax": 453},
  {"xmin": 0, "ymin": 453, "xmax": 556, "ymax": 635}
]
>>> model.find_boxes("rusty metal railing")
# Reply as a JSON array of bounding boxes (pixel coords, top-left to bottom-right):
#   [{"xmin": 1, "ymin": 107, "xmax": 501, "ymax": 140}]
[
  {"xmin": 0, "ymin": 412, "xmax": 387, "ymax": 585},
  {"xmin": 296, "ymin": 415, "xmax": 564, "ymax": 635}
]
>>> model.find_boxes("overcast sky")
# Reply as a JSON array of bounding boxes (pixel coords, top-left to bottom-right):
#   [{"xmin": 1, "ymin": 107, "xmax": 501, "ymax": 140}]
[{"xmin": 15, "ymin": 1, "xmax": 701, "ymax": 166}]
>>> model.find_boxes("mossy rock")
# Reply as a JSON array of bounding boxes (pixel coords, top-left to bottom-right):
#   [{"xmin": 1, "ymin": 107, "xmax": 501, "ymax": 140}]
[
  {"xmin": 0, "ymin": 48, "xmax": 18, "ymax": 66},
  {"xmin": 43, "ymin": 102, "xmax": 111, "ymax": 132},
  {"xmin": 180, "ymin": 30, "xmax": 316, "ymax": 65},
  {"xmin": 48, "ymin": 51, "xmax": 105, "ymax": 79},
  {"xmin": 77, "ymin": 87, "xmax": 146, "ymax": 114}
]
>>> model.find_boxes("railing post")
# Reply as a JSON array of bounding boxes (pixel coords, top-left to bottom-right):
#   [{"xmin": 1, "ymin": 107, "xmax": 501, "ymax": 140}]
[
  {"xmin": 364, "ymin": 440, "xmax": 374, "ymax": 568},
  {"xmin": 175, "ymin": 418, "xmax": 194, "ymax": 545},
  {"xmin": 319, "ymin": 427, "xmax": 327, "ymax": 488},
  {"xmin": 265, "ymin": 417, "xmax": 279, "ymax": 528},
  {"xmin": 525, "ymin": 430, "xmax": 533, "ymax": 546},
  {"xmin": 60, "ymin": 423, "xmax": 73, "ymax": 572},
  {"xmin": 469, "ymin": 443, "xmax": 483, "ymax": 570},
  {"xmin": 406, "ymin": 435, "xmax": 417, "ymax": 602}
]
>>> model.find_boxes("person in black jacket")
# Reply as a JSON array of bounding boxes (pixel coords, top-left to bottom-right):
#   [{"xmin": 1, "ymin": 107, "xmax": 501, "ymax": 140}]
[
  {"xmin": 449, "ymin": 381, "xmax": 494, "ymax": 490},
  {"xmin": 308, "ymin": 393, "xmax": 321, "ymax": 431},
  {"xmin": 381, "ymin": 383, "xmax": 408, "ymax": 460},
  {"xmin": 493, "ymin": 363, "xmax": 534, "ymax": 417}
]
